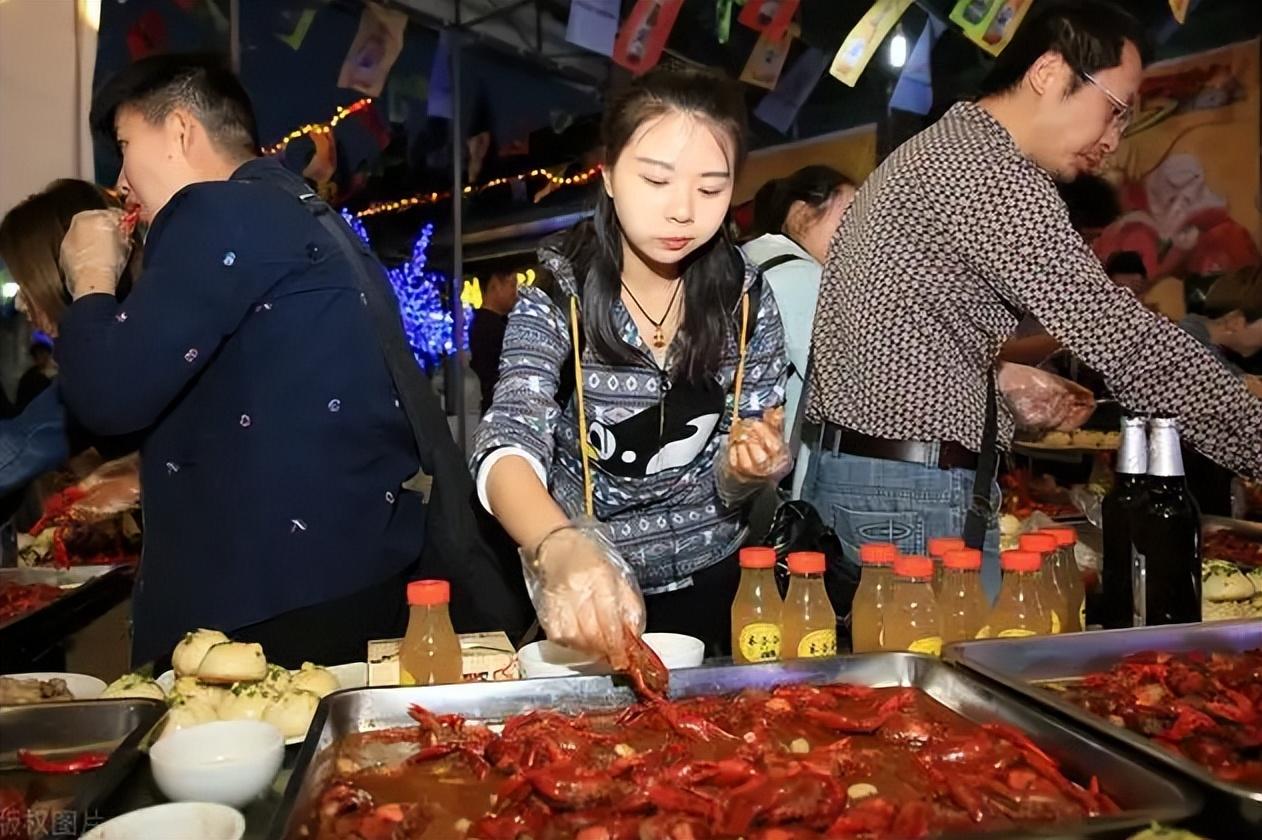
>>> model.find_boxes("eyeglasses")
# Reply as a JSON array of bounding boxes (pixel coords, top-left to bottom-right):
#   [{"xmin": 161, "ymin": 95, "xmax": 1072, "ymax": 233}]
[{"xmin": 1079, "ymin": 71, "xmax": 1133, "ymax": 131}]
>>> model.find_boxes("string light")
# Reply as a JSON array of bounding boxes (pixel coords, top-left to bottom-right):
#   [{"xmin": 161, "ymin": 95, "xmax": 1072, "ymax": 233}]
[
  {"xmin": 259, "ymin": 101, "xmax": 601, "ymax": 220},
  {"xmin": 341, "ymin": 209, "xmax": 468, "ymax": 369},
  {"xmin": 262, "ymin": 98, "xmax": 374, "ymax": 155},
  {"xmin": 355, "ymin": 165, "xmax": 603, "ymax": 219}
]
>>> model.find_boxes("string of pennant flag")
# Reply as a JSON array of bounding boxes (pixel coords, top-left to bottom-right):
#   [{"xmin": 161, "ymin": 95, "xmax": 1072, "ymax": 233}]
[{"xmin": 261, "ymin": 0, "xmax": 1194, "ymax": 221}]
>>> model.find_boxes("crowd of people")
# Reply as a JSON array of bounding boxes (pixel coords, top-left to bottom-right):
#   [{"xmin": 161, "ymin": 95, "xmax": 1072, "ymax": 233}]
[{"xmin": 1, "ymin": 1, "xmax": 1259, "ymax": 668}]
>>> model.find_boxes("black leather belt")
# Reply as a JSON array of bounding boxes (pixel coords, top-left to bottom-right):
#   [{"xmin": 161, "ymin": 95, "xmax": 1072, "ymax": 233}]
[{"xmin": 806, "ymin": 421, "xmax": 979, "ymax": 472}]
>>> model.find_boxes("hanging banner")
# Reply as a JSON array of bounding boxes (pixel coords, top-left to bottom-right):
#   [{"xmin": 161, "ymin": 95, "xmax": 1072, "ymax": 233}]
[
  {"xmin": 740, "ymin": 29, "xmax": 793, "ymax": 90},
  {"xmin": 889, "ymin": 15, "xmax": 948, "ymax": 115},
  {"xmin": 302, "ymin": 130, "xmax": 337, "ymax": 187},
  {"xmin": 716, "ymin": 0, "xmax": 735, "ymax": 44},
  {"xmin": 566, "ymin": 0, "xmax": 619, "ymax": 58},
  {"xmin": 427, "ymin": 31, "xmax": 452, "ymax": 118},
  {"xmin": 949, "ymin": 0, "xmax": 1031, "ymax": 57},
  {"xmin": 337, "ymin": 2, "xmax": 408, "ymax": 96},
  {"xmin": 738, "ymin": 0, "xmax": 800, "ymax": 43},
  {"xmin": 612, "ymin": 0, "xmax": 685, "ymax": 75},
  {"xmin": 734, "ymin": 124, "xmax": 878, "ymax": 206},
  {"xmin": 1169, "ymin": 0, "xmax": 1192, "ymax": 24},
  {"xmin": 754, "ymin": 46, "xmax": 828, "ymax": 132},
  {"xmin": 1093, "ymin": 40, "xmax": 1261, "ymax": 281},
  {"xmin": 277, "ymin": 8, "xmax": 317, "ymax": 51},
  {"xmin": 830, "ymin": 0, "xmax": 914, "ymax": 88}
]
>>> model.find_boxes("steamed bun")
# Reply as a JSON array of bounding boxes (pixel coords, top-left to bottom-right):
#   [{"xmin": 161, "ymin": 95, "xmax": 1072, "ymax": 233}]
[
  {"xmin": 172, "ymin": 629, "xmax": 231, "ymax": 677},
  {"xmin": 198, "ymin": 642, "xmax": 268, "ymax": 684},
  {"xmin": 164, "ymin": 697, "xmax": 219, "ymax": 734},
  {"xmin": 218, "ymin": 682, "xmax": 278, "ymax": 721},
  {"xmin": 171, "ymin": 675, "xmax": 230, "ymax": 711},
  {"xmin": 289, "ymin": 663, "xmax": 339, "ymax": 699},
  {"xmin": 263, "ymin": 689, "xmax": 320, "ymax": 739},
  {"xmin": 102, "ymin": 673, "xmax": 166, "ymax": 701}
]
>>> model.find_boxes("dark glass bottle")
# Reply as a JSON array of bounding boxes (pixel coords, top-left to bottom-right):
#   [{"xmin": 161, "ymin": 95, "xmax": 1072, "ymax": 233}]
[
  {"xmin": 1092, "ymin": 416, "xmax": 1147, "ymax": 629},
  {"xmin": 1132, "ymin": 418, "xmax": 1201, "ymax": 626}
]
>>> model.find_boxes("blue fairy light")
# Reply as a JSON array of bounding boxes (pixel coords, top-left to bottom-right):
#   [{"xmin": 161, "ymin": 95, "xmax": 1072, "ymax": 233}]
[{"xmin": 341, "ymin": 210, "xmax": 470, "ymax": 370}]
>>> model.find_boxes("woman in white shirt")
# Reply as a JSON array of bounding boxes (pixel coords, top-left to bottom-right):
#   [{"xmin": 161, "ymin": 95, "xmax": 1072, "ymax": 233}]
[{"xmin": 742, "ymin": 166, "xmax": 855, "ymax": 497}]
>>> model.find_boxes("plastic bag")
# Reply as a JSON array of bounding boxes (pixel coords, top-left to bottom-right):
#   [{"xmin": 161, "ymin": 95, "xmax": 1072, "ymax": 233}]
[
  {"xmin": 717, "ymin": 407, "xmax": 792, "ymax": 505},
  {"xmin": 997, "ymin": 362, "xmax": 1096, "ymax": 433},
  {"xmin": 70, "ymin": 454, "xmax": 140, "ymax": 519},
  {"xmin": 520, "ymin": 516, "xmax": 646, "ymax": 668}
]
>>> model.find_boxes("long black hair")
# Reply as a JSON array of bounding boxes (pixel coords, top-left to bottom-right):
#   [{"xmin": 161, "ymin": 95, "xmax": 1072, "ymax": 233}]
[
  {"xmin": 752, "ymin": 165, "xmax": 852, "ymax": 238},
  {"xmin": 544, "ymin": 67, "xmax": 750, "ymax": 385}
]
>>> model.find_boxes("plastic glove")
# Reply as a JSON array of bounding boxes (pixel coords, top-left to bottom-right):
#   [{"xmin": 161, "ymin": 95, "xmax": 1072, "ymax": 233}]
[
  {"xmin": 60, "ymin": 209, "xmax": 131, "ymax": 299},
  {"xmin": 521, "ymin": 518, "xmax": 646, "ymax": 670},
  {"xmin": 717, "ymin": 406, "xmax": 792, "ymax": 505},
  {"xmin": 997, "ymin": 363, "xmax": 1096, "ymax": 433}
]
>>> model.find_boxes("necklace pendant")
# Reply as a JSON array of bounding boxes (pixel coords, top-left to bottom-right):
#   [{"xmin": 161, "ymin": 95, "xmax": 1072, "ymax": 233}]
[{"xmin": 652, "ymin": 327, "xmax": 666, "ymax": 349}]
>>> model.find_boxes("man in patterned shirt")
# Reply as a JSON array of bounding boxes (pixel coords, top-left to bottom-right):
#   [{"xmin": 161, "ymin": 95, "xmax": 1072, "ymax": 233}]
[{"xmin": 803, "ymin": 1, "xmax": 1262, "ymax": 596}]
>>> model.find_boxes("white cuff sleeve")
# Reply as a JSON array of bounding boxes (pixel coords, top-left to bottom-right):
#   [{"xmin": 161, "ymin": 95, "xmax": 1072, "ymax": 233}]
[{"xmin": 476, "ymin": 447, "xmax": 548, "ymax": 513}]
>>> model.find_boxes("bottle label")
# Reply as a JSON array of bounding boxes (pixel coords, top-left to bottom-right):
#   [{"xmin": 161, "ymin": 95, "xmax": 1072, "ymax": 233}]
[
  {"xmin": 797, "ymin": 629, "xmax": 837, "ymax": 658},
  {"xmin": 1049, "ymin": 611, "xmax": 1061, "ymax": 634},
  {"xmin": 1079, "ymin": 602, "xmax": 1086, "ymax": 631},
  {"xmin": 399, "ymin": 669, "xmax": 417, "ymax": 686},
  {"xmin": 975, "ymin": 625, "xmax": 991, "ymax": 639},
  {"xmin": 997, "ymin": 628, "xmax": 1037, "ymax": 638},
  {"xmin": 907, "ymin": 636, "xmax": 943, "ymax": 657},
  {"xmin": 738, "ymin": 622, "xmax": 782, "ymax": 662}
]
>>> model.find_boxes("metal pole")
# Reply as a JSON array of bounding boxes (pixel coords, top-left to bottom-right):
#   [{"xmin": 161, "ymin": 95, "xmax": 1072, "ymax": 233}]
[
  {"xmin": 229, "ymin": 0, "xmax": 241, "ymax": 73},
  {"xmin": 449, "ymin": 28, "xmax": 467, "ymax": 451}
]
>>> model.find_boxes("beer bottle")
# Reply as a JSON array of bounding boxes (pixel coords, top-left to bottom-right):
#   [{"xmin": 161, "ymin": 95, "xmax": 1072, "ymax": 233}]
[
  {"xmin": 1132, "ymin": 417, "xmax": 1201, "ymax": 626},
  {"xmin": 1092, "ymin": 416, "xmax": 1147, "ymax": 629}
]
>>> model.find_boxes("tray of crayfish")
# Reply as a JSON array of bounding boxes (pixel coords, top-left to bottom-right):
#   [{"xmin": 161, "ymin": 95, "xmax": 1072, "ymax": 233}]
[
  {"xmin": 944, "ymin": 620, "xmax": 1262, "ymax": 826},
  {"xmin": 269, "ymin": 653, "xmax": 1197, "ymax": 839}
]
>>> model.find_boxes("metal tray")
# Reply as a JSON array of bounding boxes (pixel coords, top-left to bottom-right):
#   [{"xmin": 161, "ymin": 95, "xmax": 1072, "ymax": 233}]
[
  {"xmin": 0, "ymin": 698, "xmax": 166, "ymax": 838},
  {"xmin": 944, "ymin": 620, "xmax": 1262, "ymax": 826},
  {"xmin": 0, "ymin": 565, "xmax": 133, "ymax": 671},
  {"xmin": 270, "ymin": 654, "xmax": 1199, "ymax": 840}
]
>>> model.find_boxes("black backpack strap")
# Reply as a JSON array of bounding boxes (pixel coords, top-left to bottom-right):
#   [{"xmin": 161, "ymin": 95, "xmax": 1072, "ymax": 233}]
[
  {"xmin": 270, "ymin": 185, "xmax": 534, "ymax": 639},
  {"xmin": 296, "ymin": 192, "xmax": 440, "ymax": 495},
  {"xmin": 758, "ymin": 252, "xmax": 806, "ymax": 273}
]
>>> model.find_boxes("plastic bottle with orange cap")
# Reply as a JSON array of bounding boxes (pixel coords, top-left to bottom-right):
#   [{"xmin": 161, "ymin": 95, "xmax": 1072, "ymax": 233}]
[
  {"xmin": 977, "ymin": 550, "xmax": 1052, "ymax": 639},
  {"xmin": 939, "ymin": 548, "xmax": 989, "ymax": 644},
  {"xmin": 399, "ymin": 579, "xmax": 463, "ymax": 686},
  {"xmin": 781, "ymin": 551, "xmax": 837, "ymax": 659},
  {"xmin": 851, "ymin": 543, "xmax": 897, "ymax": 653},
  {"xmin": 1019, "ymin": 532, "xmax": 1067, "ymax": 634},
  {"xmin": 731, "ymin": 547, "xmax": 783, "ymax": 664},
  {"xmin": 927, "ymin": 537, "xmax": 965, "ymax": 595},
  {"xmin": 880, "ymin": 555, "xmax": 943, "ymax": 656},
  {"xmin": 1045, "ymin": 526, "xmax": 1086, "ymax": 632}
]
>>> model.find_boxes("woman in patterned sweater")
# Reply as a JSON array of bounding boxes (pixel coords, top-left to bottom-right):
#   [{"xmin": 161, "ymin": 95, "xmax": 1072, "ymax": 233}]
[{"xmin": 471, "ymin": 68, "xmax": 789, "ymax": 661}]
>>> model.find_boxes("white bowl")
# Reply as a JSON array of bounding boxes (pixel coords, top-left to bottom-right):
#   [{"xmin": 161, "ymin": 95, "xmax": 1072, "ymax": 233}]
[
  {"xmin": 149, "ymin": 720, "xmax": 284, "ymax": 808},
  {"xmin": 82, "ymin": 802, "xmax": 244, "ymax": 840},
  {"xmin": 1, "ymin": 672, "xmax": 107, "ymax": 701},
  {"xmin": 518, "ymin": 632, "xmax": 705, "ymax": 679}
]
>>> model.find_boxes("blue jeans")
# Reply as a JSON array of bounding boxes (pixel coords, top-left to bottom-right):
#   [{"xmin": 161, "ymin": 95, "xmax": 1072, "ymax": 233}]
[{"xmin": 803, "ymin": 449, "xmax": 1003, "ymax": 599}]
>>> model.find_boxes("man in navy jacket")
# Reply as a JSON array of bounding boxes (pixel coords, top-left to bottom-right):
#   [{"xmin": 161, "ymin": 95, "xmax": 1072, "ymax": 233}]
[{"xmin": 57, "ymin": 55, "xmax": 425, "ymax": 666}]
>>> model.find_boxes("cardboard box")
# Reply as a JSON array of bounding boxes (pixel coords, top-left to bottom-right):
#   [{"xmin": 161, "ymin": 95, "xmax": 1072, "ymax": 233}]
[{"xmin": 368, "ymin": 631, "xmax": 519, "ymax": 686}]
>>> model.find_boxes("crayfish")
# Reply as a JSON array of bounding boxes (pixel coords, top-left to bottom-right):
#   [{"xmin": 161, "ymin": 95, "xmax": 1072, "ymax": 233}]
[
  {"xmin": 307, "ymin": 681, "xmax": 1117, "ymax": 839},
  {"xmin": 1061, "ymin": 647, "xmax": 1262, "ymax": 788}
]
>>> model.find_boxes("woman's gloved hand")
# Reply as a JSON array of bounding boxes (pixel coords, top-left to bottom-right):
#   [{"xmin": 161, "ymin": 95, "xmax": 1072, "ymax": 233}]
[
  {"xmin": 59, "ymin": 209, "xmax": 131, "ymax": 299},
  {"xmin": 522, "ymin": 519, "xmax": 646, "ymax": 670},
  {"xmin": 717, "ymin": 407, "xmax": 792, "ymax": 504}
]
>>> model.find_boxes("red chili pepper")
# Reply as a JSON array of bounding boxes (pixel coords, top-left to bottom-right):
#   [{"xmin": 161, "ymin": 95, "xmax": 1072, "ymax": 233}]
[{"xmin": 16, "ymin": 749, "xmax": 109, "ymax": 774}]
